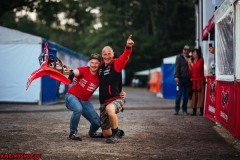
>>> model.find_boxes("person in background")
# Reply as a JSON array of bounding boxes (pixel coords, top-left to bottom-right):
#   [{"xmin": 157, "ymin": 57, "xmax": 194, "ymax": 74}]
[
  {"xmin": 188, "ymin": 48, "xmax": 205, "ymax": 116},
  {"xmin": 99, "ymin": 34, "xmax": 134, "ymax": 143},
  {"xmin": 208, "ymin": 44, "xmax": 215, "ymax": 55},
  {"xmin": 174, "ymin": 45, "xmax": 192, "ymax": 116},
  {"xmin": 208, "ymin": 43, "xmax": 215, "ymax": 75}
]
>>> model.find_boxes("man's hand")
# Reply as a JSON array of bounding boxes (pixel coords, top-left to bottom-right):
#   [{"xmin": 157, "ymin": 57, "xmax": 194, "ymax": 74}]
[
  {"xmin": 126, "ymin": 34, "xmax": 134, "ymax": 48},
  {"xmin": 68, "ymin": 69, "xmax": 79, "ymax": 84},
  {"xmin": 68, "ymin": 70, "xmax": 74, "ymax": 83},
  {"xmin": 120, "ymin": 90, "xmax": 126, "ymax": 100}
]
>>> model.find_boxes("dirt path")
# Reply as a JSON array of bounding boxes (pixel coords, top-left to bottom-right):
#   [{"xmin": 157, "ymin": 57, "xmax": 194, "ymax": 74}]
[{"xmin": 0, "ymin": 87, "xmax": 240, "ymax": 160}]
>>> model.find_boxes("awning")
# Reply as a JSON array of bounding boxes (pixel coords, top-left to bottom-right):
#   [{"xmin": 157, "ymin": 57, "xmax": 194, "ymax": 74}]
[{"xmin": 202, "ymin": 15, "xmax": 215, "ymax": 40}]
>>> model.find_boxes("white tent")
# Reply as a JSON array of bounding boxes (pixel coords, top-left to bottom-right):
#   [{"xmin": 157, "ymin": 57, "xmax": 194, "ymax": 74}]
[
  {"xmin": 0, "ymin": 26, "xmax": 42, "ymax": 103},
  {"xmin": 134, "ymin": 67, "xmax": 161, "ymax": 76},
  {"xmin": 0, "ymin": 26, "xmax": 87, "ymax": 103},
  {"xmin": 134, "ymin": 69, "xmax": 150, "ymax": 76},
  {"xmin": 150, "ymin": 67, "xmax": 161, "ymax": 73}
]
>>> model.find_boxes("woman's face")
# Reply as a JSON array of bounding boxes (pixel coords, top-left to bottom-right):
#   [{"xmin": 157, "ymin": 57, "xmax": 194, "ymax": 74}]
[{"xmin": 192, "ymin": 51, "xmax": 198, "ymax": 59}]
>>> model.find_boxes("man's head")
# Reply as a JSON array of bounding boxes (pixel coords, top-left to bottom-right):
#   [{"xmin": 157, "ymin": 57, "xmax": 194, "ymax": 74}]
[
  {"xmin": 183, "ymin": 45, "xmax": 190, "ymax": 55},
  {"xmin": 88, "ymin": 53, "xmax": 102, "ymax": 73},
  {"xmin": 208, "ymin": 44, "xmax": 215, "ymax": 54},
  {"xmin": 101, "ymin": 46, "xmax": 114, "ymax": 65},
  {"xmin": 88, "ymin": 53, "xmax": 102, "ymax": 62}
]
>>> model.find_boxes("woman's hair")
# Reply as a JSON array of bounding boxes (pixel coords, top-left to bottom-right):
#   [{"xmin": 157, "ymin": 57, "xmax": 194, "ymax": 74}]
[{"xmin": 192, "ymin": 48, "xmax": 202, "ymax": 59}]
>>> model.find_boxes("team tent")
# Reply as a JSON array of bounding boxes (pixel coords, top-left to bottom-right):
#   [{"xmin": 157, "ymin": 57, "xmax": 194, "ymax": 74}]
[{"xmin": 0, "ymin": 26, "xmax": 87, "ymax": 104}]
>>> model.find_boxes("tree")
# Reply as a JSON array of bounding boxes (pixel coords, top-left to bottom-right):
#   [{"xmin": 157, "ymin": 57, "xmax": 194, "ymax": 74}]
[{"xmin": 0, "ymin": 0, "xmax": 195, "ymax": 85}]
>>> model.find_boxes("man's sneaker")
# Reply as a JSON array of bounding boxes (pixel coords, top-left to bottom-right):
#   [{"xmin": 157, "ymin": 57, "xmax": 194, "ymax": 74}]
[
  {"xmin": 106, "ymin": 130, "xmax": 121, "ymax": 144},
  {"xmin": 68, "ymin": 132, "xmax": 82, "ymax": 141},
  {"xmin": 118, "ymin": 129, "xmax": 125, "ymax": 137},
  {"xmin": 89, "ymin": 132, "xmax": 104, "ymax": 138}
]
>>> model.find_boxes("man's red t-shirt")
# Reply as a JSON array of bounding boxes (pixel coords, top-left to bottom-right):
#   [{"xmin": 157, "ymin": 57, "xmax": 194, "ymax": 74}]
[{"xmin": 67, "ymin": 66, "xmax": 99, "ymax": 101}]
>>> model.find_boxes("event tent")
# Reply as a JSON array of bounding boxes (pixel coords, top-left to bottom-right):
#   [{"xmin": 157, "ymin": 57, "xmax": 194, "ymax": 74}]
[{"xmin": 0, "ymin": 26, "xmax": 87, "ymax": 104}]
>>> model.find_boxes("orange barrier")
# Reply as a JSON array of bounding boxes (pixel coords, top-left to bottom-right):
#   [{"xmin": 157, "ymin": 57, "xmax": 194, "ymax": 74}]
[{"xmin": 149, "ymin": 71, "xmax": 161, "ymax": 93}]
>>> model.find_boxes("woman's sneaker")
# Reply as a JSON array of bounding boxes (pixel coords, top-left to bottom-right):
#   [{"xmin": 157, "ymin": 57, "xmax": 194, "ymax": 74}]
[{"xmin": 68, "ymin": 131, "xmax": 82, "ymax": 141}]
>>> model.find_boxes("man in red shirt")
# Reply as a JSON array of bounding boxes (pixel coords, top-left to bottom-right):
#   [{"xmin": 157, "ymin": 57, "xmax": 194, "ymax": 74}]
[
  {"xmin": 99, "ymin": 35, "xmax": 134, "ymax": 143},
  {"xmin": 65, "ymin": 53, "xmax": 103, "ymax": 141}
]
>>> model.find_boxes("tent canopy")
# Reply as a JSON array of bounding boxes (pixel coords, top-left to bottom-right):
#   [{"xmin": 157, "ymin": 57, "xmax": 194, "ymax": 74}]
[{"xmin": 0, "ymin": 26, "xmax": 42, "ymax": 44}]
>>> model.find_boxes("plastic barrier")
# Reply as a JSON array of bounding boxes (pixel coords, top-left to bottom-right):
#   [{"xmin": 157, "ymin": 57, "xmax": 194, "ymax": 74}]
[
  {"xmin": 149, "ymin": 71, "xmax": 161, "ymax": 93},
  {"xmin": 204, "ymin": 75, "xmax": 216, "ymax": 122},
  {"xmin": 215, "ymin": 81, "xmax": 235, "ymax": 133}
]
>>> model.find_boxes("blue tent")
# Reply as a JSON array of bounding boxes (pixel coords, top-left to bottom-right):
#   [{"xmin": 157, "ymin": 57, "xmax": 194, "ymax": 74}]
[
  {"xmin": 161, "ymin": 64, "xmax": 176, "ymax": 99},
  {"xmin": 161, "ymin": 55, "xmax": 177, "ymax": 99}
]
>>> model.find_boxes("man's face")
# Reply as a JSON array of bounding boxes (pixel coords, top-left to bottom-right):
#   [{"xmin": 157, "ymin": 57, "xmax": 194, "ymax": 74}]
[
  {"xmin": 102, "ymin": 47, "xmax": 114, "ymax": 65},
  {"xmin": 89, "ymin": 59, "xmax": 101, "ymax": 72},
  {"xmin": 209, "ymin": 47, "xmax": 215, "ymax": 54},
  {"xmin": 183, "ymin": 49, "xmax": 190, "ymax": 55}
]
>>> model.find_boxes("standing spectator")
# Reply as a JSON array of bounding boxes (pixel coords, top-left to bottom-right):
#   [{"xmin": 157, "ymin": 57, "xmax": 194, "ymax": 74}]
[
  {"xmin": 174, "ymin": 45, "xmax": 192, "ymax": 115},
  {"xmin": 99, "ymin": 35, "xmax": 134, "ymax": 143},
  {"xmin": 208, "ymin": 43, "xmax": 215, "ymax": 75},
  {"xmin": 188, "ymin": 48, "xmax": 205, "ymax": 116}
]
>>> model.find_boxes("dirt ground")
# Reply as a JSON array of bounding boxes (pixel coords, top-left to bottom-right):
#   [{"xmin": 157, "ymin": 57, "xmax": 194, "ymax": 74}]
[{"xmin": 0, "ymin": 87, "xmax": 240, "ymax": 160}]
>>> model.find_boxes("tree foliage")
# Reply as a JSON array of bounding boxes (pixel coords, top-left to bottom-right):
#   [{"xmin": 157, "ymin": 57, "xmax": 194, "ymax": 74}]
[{"xmin": 0, "ymin": 0, "xmax": 195, "ymax": 85}]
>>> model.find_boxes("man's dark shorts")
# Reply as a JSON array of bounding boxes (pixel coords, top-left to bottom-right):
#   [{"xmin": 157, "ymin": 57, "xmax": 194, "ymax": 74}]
[{"xmin": 100, "ymin": 98, "xmax": 125, "ymax": 130}]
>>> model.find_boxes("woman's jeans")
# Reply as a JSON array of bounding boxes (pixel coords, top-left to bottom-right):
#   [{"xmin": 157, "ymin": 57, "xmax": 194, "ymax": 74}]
[
  {"xmin": 175, "ymin": 77, "xmax": 191, "ymax": 113},
  {"xmin": 65, "ymin": 93, "xmax": 100, "ymax": 135}
]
